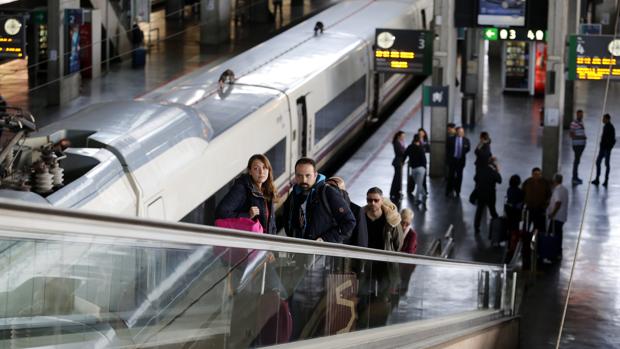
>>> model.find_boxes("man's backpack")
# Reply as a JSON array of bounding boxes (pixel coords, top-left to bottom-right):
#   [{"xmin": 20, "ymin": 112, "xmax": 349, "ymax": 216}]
[{"xmin": 318, "ymin": 183, "xmax": 355, "ymax": 244}]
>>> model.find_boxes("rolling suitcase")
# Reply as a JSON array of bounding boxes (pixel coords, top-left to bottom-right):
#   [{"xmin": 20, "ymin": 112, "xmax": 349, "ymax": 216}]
[
  {"xmin": 132, "ymin": 47, "xmax": 146, "ymax": 68},
  {"xmin": 489, "ymin": 216, "xmax": 508, "ymax": 246},
  {"xmin": 538, "ymin": 222, "xmax": 560, "ymax": 263}
]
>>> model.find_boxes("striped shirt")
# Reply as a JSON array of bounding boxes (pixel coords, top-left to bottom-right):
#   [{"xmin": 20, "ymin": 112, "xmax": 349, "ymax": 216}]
[{"xmin": 570, "ymin": 120, "xmax": 586, "ymax": 146}]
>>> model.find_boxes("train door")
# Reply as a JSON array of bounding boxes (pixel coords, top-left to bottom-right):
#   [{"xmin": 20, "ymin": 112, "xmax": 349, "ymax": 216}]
[{"xmin": 296, "ymin": 96, "xmax": 308, "ymax": 157}]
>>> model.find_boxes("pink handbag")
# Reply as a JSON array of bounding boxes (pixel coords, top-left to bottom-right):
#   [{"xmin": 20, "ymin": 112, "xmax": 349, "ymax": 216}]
[
  {"xmin": 215, "ymin": 217, "xmax": 264, "ymax": 233},
  {"xmin": 214, "ymin": 217, "xmax": 264, "ymax": 265}
]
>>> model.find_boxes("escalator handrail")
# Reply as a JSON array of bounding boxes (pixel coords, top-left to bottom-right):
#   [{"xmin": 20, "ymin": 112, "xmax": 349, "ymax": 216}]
[{"xmin": 0, "ymin": 200, "xmax": 504, "ymax": 271}]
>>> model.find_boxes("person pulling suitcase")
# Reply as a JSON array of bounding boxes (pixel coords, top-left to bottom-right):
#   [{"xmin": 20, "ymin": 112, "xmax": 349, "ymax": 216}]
[{"xmin": 540, "ymin": 173, "xmax": 569, "ymax": 263}]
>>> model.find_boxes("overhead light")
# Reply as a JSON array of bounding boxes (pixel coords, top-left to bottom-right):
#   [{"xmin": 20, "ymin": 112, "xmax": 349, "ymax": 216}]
[{"xmin": 0, "ymin": 0, "xmax": 20, "ymax": 5}]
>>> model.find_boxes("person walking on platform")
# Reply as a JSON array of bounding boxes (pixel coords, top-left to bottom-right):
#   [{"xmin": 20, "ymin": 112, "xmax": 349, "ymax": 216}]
[
  {"xmin": 474, "ymin": 131, "xmax": 492, "ymax": 174},
  {"xmin": 216, "ymin": 154, "xmax": 278, "ymax": 234},
  {"xmin": 405, "ymin": 135, "xmax": 427, "ymax": 206},
  {"xmin": 282, "ymin": 157, "xmax": 355, "ymax": 243},
  {"xmin": 473, "ymin": 157, "xmax": 502, "ymax": 234},
  {"xmin": 546, "ymin": 173, "xmax": 569, "ymax": 262},
  {"xmin": 522, "ymin": 167, "xmax": 552, "ymax": 232},
  {"xmin": 570, "ymin": 110, "xmax": 587, "ymax": 185},
  {"xmin": 446, "ymin": 127, "xmax": 470, "ymax": 198},
  {"xmin": 390, "ymin": 131, "xmax": 407, "ymax": 204},
  {"xmin": 592, "ymin": 113, "xmax": 616, "ymax": 187}
]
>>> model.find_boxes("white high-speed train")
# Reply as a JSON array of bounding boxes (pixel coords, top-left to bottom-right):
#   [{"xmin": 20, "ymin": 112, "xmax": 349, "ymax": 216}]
[{"xmin": 0, "ymin": 0, "xmax": 433, "ymax": 223}]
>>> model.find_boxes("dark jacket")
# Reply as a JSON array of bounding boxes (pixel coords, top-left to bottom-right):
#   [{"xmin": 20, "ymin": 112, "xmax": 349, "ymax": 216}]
[
  {"xmin": 348, "ymin": 201, "xmax": 369, "ymax": 248},
  {"xmin": 474, "ymin": 142, "xmax": 492, "ymax": 169},
  {"xmin": 601, "ymin": 122, "xmax": 616, "ymax": 150},
  {"xmin": 131, "ymin": 24, "xmax": 144, "ymax": 46},
  {"xmin": 405, "ymin": 143, "xmax": 427, "ymax": 168},
  {"xmin": 474, "ymin": 164, "xmax": 502, "ymax": 202},
  {"xmin": 447, "ymin": 136, "xmax": 471, "ymax": 166},
  {"xmin": 283, "ymin": 174, "xmax": 355, "ymax": 243},
  {"xmin": 392, "ymin": 139, "xmax": 407, "ymax": 167},
  {"xmin": 215, "ymin": 174, "xmax": 277, "ymax": 234},
  {"xmin": 505, "ymin": 186, "xmax": 524, "ymax": 229}
]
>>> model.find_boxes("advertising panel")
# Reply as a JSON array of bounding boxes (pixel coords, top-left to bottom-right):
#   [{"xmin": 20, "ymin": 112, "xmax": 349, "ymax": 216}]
[{"xmin": 478, "ymin": 0, "xmax": 526, "ymax": 27}]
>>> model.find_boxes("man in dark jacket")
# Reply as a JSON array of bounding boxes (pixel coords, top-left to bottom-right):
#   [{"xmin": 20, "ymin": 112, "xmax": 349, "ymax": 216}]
[
  {"xmin": 283, "ymin": 158, "xmax": 355, "ymax": 243},
  {"xmin": 473, "ymin": 157, "xmax": 502, "ymax": 234},
  {"xmin": 446, "ymin": 127, "xmax": 471, "ymax": 197},
  {"xmin": 592, "ymin": 113, "xmax": 616, "ymax": 187}
]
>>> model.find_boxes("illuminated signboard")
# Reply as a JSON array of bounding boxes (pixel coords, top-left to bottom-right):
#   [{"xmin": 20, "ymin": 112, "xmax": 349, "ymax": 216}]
[
  {"xmin": 483, "ymin": 27, "xmax": 546, "ymax": 41},
  {"xmin": 0, "ymin": 15, "xmax": 26, "ymax": 59},
  {"xmin": 374, "ymin": 29, "xmax": 433, "ymax": 75},
  {"xmin": 478, "ymin": 0, "xmax": 527, "ymax": 27},
  {"xmin": 568, "ymin": 35, "xmax": 620, "ymax": 81}
]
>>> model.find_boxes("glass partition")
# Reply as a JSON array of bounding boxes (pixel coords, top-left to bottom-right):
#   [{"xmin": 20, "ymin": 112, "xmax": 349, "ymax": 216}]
[{"xmin": 0, "ymin": 204, "xmax": 507, "ymax": 348}]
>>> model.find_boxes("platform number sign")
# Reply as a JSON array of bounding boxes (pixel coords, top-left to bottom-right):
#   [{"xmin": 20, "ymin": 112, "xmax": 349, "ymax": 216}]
[
  {"xmin": 0, "ymin": 15, "xmax": 26, "ymax": 59},
  {"xmin": 374, "ymin": 29, "xmax": 433, "ymax": 75},
  {"xmin": 483, "ymin": 27, "xmax": 546, "ymax": 42}
]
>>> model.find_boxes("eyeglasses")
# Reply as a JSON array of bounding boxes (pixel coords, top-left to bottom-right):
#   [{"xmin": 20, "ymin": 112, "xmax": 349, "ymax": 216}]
[{"xmin": 366, "ymin": 198, "xmax": 380, "ymax": 203}]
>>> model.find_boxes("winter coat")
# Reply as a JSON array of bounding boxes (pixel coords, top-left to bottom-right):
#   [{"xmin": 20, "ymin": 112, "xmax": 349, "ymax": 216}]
[
  {"xmin": 474, "ymin": 142, "xmax": 492, "ymax": 169},
  {"xmin": 282, "ymin": 174, "xmax": 355, "ymax": 243},
  {"xmin": 392, "ymin": 139, "xmax": 407, "ymax": 167},
  {"xmin": 400, "ymin": 227, "xmax": 418, "ymax": 254},
  {"xmin": 405, "ymin": 143, "xmax": 427, "ymax": 168},
  {"xmin": 474, "ymin": 164, "xmax": 502, "ymax": 202},
  {"xmin": 364, "ymin": 199, "xmax": 404, "ymax": 252},
  {"xmin": 215, "ymin": 174, "xmax": 277, "ymax": 234}
]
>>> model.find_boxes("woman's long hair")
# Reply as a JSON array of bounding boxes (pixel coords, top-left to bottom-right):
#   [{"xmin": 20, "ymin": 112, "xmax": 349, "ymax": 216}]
[
  {"xmin": 393, "ymin": 130, "xmax": 405, "ymax": 143},
  {"xmin": 247, "ymin": 154, "xmax": 278, "ymax": 203}
]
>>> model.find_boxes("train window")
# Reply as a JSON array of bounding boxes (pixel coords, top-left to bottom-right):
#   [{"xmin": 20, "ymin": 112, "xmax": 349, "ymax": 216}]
[
  {"xmin": 314, "ymin": 75, "xmax": 366, "ymax": 143},
  {"xmin": 265, "ymin": 137, "xmax": 286, "ymax": 179}
]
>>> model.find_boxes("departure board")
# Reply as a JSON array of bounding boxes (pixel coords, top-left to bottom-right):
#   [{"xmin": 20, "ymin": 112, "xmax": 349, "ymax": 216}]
[
  {"xmin": 0, "ymin": 16, "xmax": 26, "ymax": 59},
  {"xmin": 568, "ymin": 35, "xmax": 620, "ymax": 81},
  {"xmin": 374, "ymin": 29, "xmax": 433, "ymax": 75}
]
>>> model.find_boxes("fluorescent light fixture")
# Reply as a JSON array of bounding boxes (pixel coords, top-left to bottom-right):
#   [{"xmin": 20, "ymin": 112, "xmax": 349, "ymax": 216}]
[{"xmin": 0, "ymin": 0, "xmax": 20, "ymax": 5}]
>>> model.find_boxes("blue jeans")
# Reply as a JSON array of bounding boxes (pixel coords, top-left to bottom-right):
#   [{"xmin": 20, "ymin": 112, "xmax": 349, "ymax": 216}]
[{"xmin": 595, "ymin": 148, "xmax": 612, "ymax": 182}]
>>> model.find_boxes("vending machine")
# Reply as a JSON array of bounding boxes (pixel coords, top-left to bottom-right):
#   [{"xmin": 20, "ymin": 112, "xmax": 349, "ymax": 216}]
[{"xmin": 502, "ymin": 40, "xmax": 536, "ymax": 94}]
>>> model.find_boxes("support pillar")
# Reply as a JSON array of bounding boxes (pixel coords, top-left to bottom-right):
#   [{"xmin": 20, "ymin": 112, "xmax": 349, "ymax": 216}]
[
  {"xmin": 563, "ymin": 0, "xmax": 581, "ymax": 129},
  {"xmin": 47, "ymin": 0, "xmax": 81, "ymax": 106},
  {"xmin": 200, "ymin": 0, "xmax": 230, "ymax": 45},
  {"xmin": 542, "ymin": 0, "xmax": 570, "ymax": 179},
  {"xmin": 429, "ymin": 0, "xmax": 458, "ymax": 178},
  {"xmin": 166, "ymin": 0, "xmax": 184, "ymax": 21}
]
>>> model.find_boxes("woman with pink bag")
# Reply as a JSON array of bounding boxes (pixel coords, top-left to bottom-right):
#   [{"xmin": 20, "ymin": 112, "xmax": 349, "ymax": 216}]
[{"xmin": 216, "ymin": 154, "xmax": 279, "ymax": 234}]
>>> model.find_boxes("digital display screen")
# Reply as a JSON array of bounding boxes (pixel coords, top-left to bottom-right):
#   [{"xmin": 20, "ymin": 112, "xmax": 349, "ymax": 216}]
[
  {"xmin": 0, "ymin": 16, "xmax": 26, "ymax": 59},
  {"xmin": 568, "ymin": 35, "xmax": 620, "ymax": 81},
  {"xmin": 483, "ymin": 27, "xmax": 545, "ymax": 41},
  {"xmin": 374, "ymin": 29, "xmax": 433, "ymax": 75},
  {"xmin": 478, "ymin": 0, "xmax": 527, "ymax": 27}
]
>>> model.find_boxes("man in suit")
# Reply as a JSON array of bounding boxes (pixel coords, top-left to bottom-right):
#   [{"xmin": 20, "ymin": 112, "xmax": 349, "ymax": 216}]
[{"xmin": 446, "ymin": 127, "xmax": 470, "ymax": 197}]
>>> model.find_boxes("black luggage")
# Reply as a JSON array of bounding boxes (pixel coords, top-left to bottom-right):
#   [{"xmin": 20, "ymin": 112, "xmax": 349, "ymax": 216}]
[
  {"xmin": 132, "ymin": 47, "xmax": 147, "ymax": 68},
  {"xmin": 489, "ymin": 216, "xmax": 508, "ymax": 246},
  {"xmin": 538, "ymin": 224, "xmax": 560, "ymax": 263}
]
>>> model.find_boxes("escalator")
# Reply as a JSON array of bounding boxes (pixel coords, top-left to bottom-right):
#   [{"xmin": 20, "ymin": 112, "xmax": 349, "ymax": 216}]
[{"xmin": 0, "ymin": 201, "xmax": 518, "ymax": 348}]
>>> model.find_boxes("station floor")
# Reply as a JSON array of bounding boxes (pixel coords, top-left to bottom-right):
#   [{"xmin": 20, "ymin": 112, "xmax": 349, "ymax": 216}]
[
  {"xmin": 336, "ymin": 60, "xmax": 620, "ymax": 348},
  {"xmin": 1, "ymin": 2, "xmax": 619, "ymax": 348}
]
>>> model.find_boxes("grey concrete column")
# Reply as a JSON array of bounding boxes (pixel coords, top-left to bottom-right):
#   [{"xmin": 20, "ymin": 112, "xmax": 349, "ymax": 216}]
[
  {"xmin": 563, "ymin": 0, "xmax": 581, "ymax": 129},
  {"xmin": 429, "ymin": 0, "xmax": 458, "ymax": 178},
  {"xmin": 47, "ymin": 0, "xmax": 81, "ymax": 106},
  {"xmin": 200, "ymin": 0, "xmax": 230, "ymax": 45},
  {"xmin": 166, "ymin": 0, "xmax": 185, "ymax": 20},
  {"xmin": 542, "ymin": 0, "xmax": 570, "ymax": 179},
  {"xmin": 91, "ymin": 9, "xmax": 102, "ymax": 79}
]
